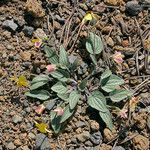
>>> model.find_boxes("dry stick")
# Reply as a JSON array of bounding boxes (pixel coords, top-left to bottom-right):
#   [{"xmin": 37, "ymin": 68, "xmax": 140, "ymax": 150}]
[
  {"xmin": 64, "ymin": 17, "xmax": 73, "ymax": 48},
  {"xmin": 65, "ymin": 23, "xmax": 80, "ymax": 48},
  {"xmin": 133, "ymin": 78, "xmax": 150, "ymax": 94},
  {"xmin": 135, "ymin": 18, "xmax": 148, "ymax": 71},
  {"xmin": 112, "ymin": 139, "xmax": 118, "ymax": 150},
  {"xmin": 119, "ymin": 133, "xmax": 139, "ymax": 144},
  {"xmin": 59, "ymin": 10, "xmax": 75, "ymax": 46},
  {"xmin": 68, "ymin": 23, "xmax": 84, "ymax": 54}
]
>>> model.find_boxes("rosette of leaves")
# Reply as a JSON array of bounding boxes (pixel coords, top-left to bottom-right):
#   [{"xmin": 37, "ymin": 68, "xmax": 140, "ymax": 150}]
[{"xmin": 25, "ymin": 32, "xmax": 132, "ymax": 133}]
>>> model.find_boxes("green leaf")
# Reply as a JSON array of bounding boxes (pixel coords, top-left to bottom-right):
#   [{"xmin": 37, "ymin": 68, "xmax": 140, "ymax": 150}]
[
  {"xmin": 70, "ymin": 59, "xmax": 79, "ymax": 71},
  {"xmin": 51, "ymin": 111, "xmax": 62, "ymax": 134},
  {"xmin": 57, "ymin": 93, "xmax": 69, "ymax": 101},
  {"xmin": 60, "ymin": 105, "xmax": 75, "ymax": 123},
  {"xmin": 59, "ymin": 46, "xmax": 69, "ymax": 67},
  {"xmin": 109, "ymin": 89, "xmax": 132, "ymax": 102},
  {"xmin": 86, "ymin": 32, "xmax": 103, "ymax": 54},
  {"xmin": 51, "ymin": 69, "xmax": 70, "ymax": 82},
  {"xmin": 101, "ymin": 69, "xmax": 112, "ymax": 81},
  {"xmin": 87, "ymin": 90, "xmax": 107, "ymax": 112},
  {"xmin": 51, "ymin": 82, "xmax": 68, "ymax": 94},
  {"xmin": 99, "ymin": 110, "xmax": 113, "ymax": 130},
  {"xmin": 44, "ymin": 45, "xmax": 59, "ymax": 64},
  {"xmin": 78, "ymin": 79, "xmax": 87, "ymax": 92},
  {"xmin": 69, "ymin": 91, "xmax": 80, "ymax": 109},
  {"xmin": 101, "ymin": 75, "xmax": 124, "ymax": 93},
  {"xmin": 25, "ymin": 90, "xmax": 50, "ymax": 100},
  {"xmin": 30, "ymin": 75, "xmax": 50, "ymax": 90},
  {"xmin": 90, "ymin": 54, "xmax": 97, "ymax": 65}
]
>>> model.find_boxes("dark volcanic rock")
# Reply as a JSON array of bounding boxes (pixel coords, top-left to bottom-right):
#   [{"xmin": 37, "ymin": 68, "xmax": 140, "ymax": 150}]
[{"xmin": 126, "ymin": 1, "xmax": 142, "ymax": 16}]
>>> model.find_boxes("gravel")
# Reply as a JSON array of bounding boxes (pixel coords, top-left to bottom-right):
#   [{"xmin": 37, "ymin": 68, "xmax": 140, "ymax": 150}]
[
  {"xmin": 113, "ymin": 146, "xmax": 125, "ymax": 150},
  {"xmin": 90, "ymin": 131, "xmax": 103, "ymax": 145},
  {"xmin": 77, "ymin": 131, "xmax": 90, "ymax": 142},
  {"xmin": 6, "ymin": 142, "xmax": 16, "ymax": 150},
  {"xmin": 125, "ymin": 1, "xmax": 142, "ymax": 16},
  {"xmin": 35, "ymin": 133, "xmax": 50, "ymax": 150},
  {"xmin": 23, "ymin": 26, "xmax": 34, "ymax": 37},
  {"xmin": 2, "ymin": 20, "xmax": 18, "ymax": 31},
  {"xmin": 12, "ymin": 115, "xmax": 23, "ymax": 123}
]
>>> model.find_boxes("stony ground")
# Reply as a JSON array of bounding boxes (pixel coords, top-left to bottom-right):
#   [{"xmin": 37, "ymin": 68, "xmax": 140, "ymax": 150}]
[{"xmin": 0, "ymin": 0, "xmax": 150, "ymax": 150}]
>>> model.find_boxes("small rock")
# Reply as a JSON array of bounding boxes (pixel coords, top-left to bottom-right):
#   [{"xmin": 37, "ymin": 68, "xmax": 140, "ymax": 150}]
[
  {"xmin": 133, "ymin": 112, "xmax": 147, "ymax": 129},
  {"xmin": 75, "ymin": 121, "xmax": 86, "ymax": 128},
  {"xmin": 14, "ymin": 139, "xmax": 22, "ymax": 146},
  {"xmin": 90, "ymin": 131, "xmax": 102, "ymax": 145},
  {"xmin": 90, "ymin": 120, "xmax": 99, "ymax": 132},
  {"xmin": 100, "ymin": 144, "xmax": 112, "ymax": 150},
  {"xmin": 6, "ymin": 142, "xmax": 16, "ymax": 150},
  {"xmin": 23, "ymin": 26, "xmax": 34, "ymax": 37},
  {"xmin": 28, "ymin": 132, "xmax": 35, "ymax": 139},
  {"xmin": 85, "ymin": 140, "xmax": 93, "ymax": 147},
  {"xmin": 126, "ymin": 1, "xmax": 142, "ymax": 16},
  {"xmin": 77, "ymin": 131, "xmax": 90, "ymax": 142},
  {"xmin": 26, "ymin": 0, "xmax": 45, "ymax": 18},
  {"xmin": 2, "ymin": 20, "xmax": 18, "ymax": 31},
  {"xmin": 55, "ymin": 15, "xmax": 65, "ymax": 24},
  {"xmin": 34, "ymin": 28, "xmax": 47, "ymax": 39},
  {"xmin": 35, "ymin": 133, "xmax": 50, "ymax": 150},
  {"xmin": 6, "ymin": 45, "xmax": 15, "ymax": 51},
  {"xmin": 104, "ymin": 128, "xmax": 117, "ymax": 141},
  {"xmin": 147, "ymin": 115, "xmax": 150, "ymax": 129},
  {"xmin": 25, "ymin": 107, "xmax": 31, "ymax": 113},
  {"xmin": 20, "ymin": 51, "xmax": 31, "ymax": 61},
  {"xmin": 12, "ymin": 115, "xmax": 22, "ymax": 123},
  {"xmin": 107, "ymin": 37, "xmax": 114, "ymax": 47},
  {"xmin": 22, "ymin": 145, "xmax": 30, "ymax": 150},
  {"xmin": 132, "ymin": 134, "xmax": 149, "ymax": 150},
  {"xmin": 113, "ymin": 146, "xmax": 125, "ymax": 150},
  {"xmin": 45, "ymin": 100, "xmax": 56, "ymax": 111}
]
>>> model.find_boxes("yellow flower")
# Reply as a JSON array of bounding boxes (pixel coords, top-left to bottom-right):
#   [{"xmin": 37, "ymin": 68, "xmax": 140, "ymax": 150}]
[
  {"xmin": 34, "ymin": 121, "xmax": 51, "ymax": 134},
  {"xmin": 82, "ymin": 11, "xmax": 98, "ymax": 24},
  {"xmin": 31, "ymin": 38, "xmax": 42, "ymax": 48},
  {"xmin": 10, "ymin": 75, "xmax": 29, "ymax": 87}
]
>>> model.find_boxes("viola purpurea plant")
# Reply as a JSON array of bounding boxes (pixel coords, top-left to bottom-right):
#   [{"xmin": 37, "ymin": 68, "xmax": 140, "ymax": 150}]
[{"xmin": 25, "ymin": 32, "xmax": 132, "ymax": 134}]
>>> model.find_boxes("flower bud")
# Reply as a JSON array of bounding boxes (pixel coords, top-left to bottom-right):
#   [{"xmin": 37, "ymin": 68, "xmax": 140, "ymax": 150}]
[
  {"xmin": 53, "ymin": 107, "xmax": 64, "ymax": 116},
  {"xmin": 113, "ymin": 51, "xmax": 124, "ymax": 64},
  {"xmin": 46, "ymin": 64, "xmax": 56, "ymax": 73},
  {"xmin": 35, "ymin": 104, "xmax": 45, "ymax": 114}
]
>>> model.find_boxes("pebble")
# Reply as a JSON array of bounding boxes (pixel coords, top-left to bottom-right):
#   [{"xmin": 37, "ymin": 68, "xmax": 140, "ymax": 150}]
[
  {"xmin": 23, "ymin": 26, "xmax": 34, "ymax": 37},
  {"xmin": 75, "ymin": 121, "xmax": 86, "ymax": 128},
  {"xmin": 12, "ymin": 115, "xmax": 23, "ymax": 123},
  {"xmin": 90, "ymin": 131, "xmax": 102, "ymax": 145},
  {"xmin": 45, "ymin": 100, "xmax": 56, "ymax": 111},
  {"xmin": 2, "ymin": 20, "xmax": 18, "ymax": 31},
  {"xmin": 147, "ymin": 115, "xmax": 150, "ymax": 129},
  {"xmin": 6, "ymin": 142, "xmax": 16, "ymax": 150},
  {"xmin": 113, "ymin": 146, "xmax": 125, "ymax": 150},
  {"xmin": 125, "ymin": 1, "xmax": 142, "ymax": 16},
  {"xmin": 34, "ymin": 28, "xmax": 47, "ymax": 39},
  {"xmin": 76, "ymin": 131, "xmax": 90, "ymax": 142},
  {"xmin": 22, "ymin": 145, "xmax": 30, "ymax": 150},
  {"xmin": 6, "ymin": 45, "xmax": 15, "ymax": 51},
  {"xmin": 35, "ymin": 133, "xmax": 50, "ymax": 150},
  {"xmin": 90, "ymin": 120, "xmax": 99, "ymax": 132},
  {"xmin": 14, "ymin": 139, "xmax": 22, "ymax": 146},
  {"xmin": 28, "ymin": 132, "xmax": 35, "ymax": 139},
  {"xmin": 84, "ymin": 140, "xmax": 93, "ymax": 147}
]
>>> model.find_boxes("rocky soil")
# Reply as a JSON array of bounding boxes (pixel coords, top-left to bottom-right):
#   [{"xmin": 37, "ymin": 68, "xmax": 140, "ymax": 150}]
[{"xmin": 0, "ymin": 0, "xmax": 150, "ymax": 150}]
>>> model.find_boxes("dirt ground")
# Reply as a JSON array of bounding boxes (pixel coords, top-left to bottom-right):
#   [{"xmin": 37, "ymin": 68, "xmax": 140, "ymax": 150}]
[{"xmin": 0, "ymin": 0, "xmax": 150, "ymax": 150}]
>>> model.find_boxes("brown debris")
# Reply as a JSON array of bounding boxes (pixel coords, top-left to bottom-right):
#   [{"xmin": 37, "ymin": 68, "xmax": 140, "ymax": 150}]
[
  {"xmin": 132, "ymin": 134, "xmax": 149, "ymax": 150},
  {"xmin": 26, "ymin": 0, "xmax": 45, "ymax": 18}
]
